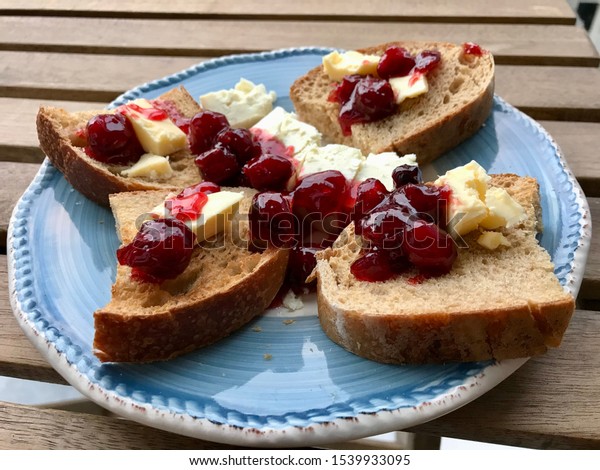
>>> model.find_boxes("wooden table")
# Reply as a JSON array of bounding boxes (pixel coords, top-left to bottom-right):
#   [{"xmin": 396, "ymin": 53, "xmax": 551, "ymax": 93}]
[{"xmin": 1, "ymin": 0, "xmax": 599, "ymax": 450}]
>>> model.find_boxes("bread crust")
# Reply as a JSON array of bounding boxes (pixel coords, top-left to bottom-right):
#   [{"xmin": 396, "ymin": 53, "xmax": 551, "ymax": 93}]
[
  {"xmin": 317, "ymin": 288, "xmax": 574, "ymax": 364},
  {"xmin": 314, "ymin": 174, "xmax": 575, "ymax": 364},
  {"xmin": 290, "ymin": 41, "xmax": 495, "ymax": 165},
  {"xmin": 94, "ymin": 248, "xmax": 288, "ymax": 362},
  {"xmin": 36, "ymin": 86, "xmax": 202, "ymax": 206}
]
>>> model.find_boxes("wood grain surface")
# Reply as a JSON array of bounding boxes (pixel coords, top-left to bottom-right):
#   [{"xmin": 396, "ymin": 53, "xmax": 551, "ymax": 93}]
[
  {"xmin": 0, "ymin": 400, "xmax": 248, "ymax": 449},
  {"xmin": 0, "ymin": 255, "xmax": 66, "ymax": 384},
  {"xmin": 0, "ymin": 0, "xmax": 577, "ymax": 23},
  {"xmin": 0, "ymin": 16, "xmax": 596, "ymax": 65},
  {"xmin": 409, "ymin": 309, "xmax": 600, "ymax": 449}
]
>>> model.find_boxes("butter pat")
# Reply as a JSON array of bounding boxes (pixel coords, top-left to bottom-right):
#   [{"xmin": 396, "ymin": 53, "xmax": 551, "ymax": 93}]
[
  {"xmin": 152, "ymin": 191, "xmax": 244, "ymax": 243},
  {"xmin": 480, "ymin": 187, "xmax": 525, "ymax": 229},
  {"xmin": 389, "ymin": 74, "xmax": 429, "ymax": 104},
  {"xmin": 355, "ymin": 152, "xmax": 418, "ymax": 191},
  {"xmin": 200, "ymin": 78, "xmax": 277, "ymax": 128},
  {"xmin": 252, "ymin": 107, "xmax": 322, "ymax": 163},
  {"xmin": 322, "ymin": 50, "xmax": 380, "ymax": 81},
  {"xmin": 122, "ymin": 99, "xmax": 187, "ymax": 156},
  {"xmin": 434, "ymin": 161, "xmax": 490, "ymax": 236},
  {"xmin": 120, "ymin": 153, "xmax": 173, "ymax": 179},
  {"xmin": 299, "ymin": 144, "xmax": 364, "ymax": 181},
  {"xmin": 434, "ymin": 160, "xmax": 526, "ymax": 237},
  {"xmin": 477, "ymin": 231, "xmax": 511, "ymax": 250}
]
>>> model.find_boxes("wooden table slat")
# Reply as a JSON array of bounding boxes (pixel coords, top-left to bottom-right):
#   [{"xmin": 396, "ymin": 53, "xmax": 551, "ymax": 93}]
[
  {"xmin": 0, "ymin": 400, "xmax": 247, "ymax": 449},
  {"xmin": 538, "ymin": 121, "xmax": 600, "ymax": 197},
  {"xmin": 0, "ymin": 98, "xmax": 104, "ymax": 164},
  {"xmin": 495, "ymin": 65, "xmax": 600, "ymax": 122},
  {"xmin": 0, "ymin": 51, "xmax": 207, "ymax": 103},
  {"xmin": 0, "ymin": 0, "xmax": 577, "ymax": 24},
  {"xmin": 0, "ymin": 17, "xmax": 596, "ymax": 66},
  {"xmin": 409, "ymin": 309, "xmax": 600, "ymax": 449},
  {"xmin": 1, "ymin": 254, "xmax": 65, "ymax": 383},
  {"xmin": 2, "ymin": 51, "xmax": 600, "ymax": 121}
]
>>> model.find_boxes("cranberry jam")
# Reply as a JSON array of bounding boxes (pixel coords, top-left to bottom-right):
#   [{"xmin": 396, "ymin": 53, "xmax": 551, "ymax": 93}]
[
  {"xmin": 119, "ymin": 183, "xmax": 221, "ymax": 284},
  {"xmin": 165, "ymin": 182, "xmax": 219, "ymax": 223},
  {"xmin": 189, "ymin": 111, "xmax": 295, "ymax": 191},
  {"xmin": 85, "ymin": 113, "xmax": 144, "ymax": 165},
  {"xmin": 328, "ymin": 46, "xmax": 442, "ymax": 136},
  {"xmin": 249, "ymin": 169, "xmax": 352, "ymax": 290},
  {"xmin": 462, "ymin": 42, "xmax": 485, "ymax": 56},
  {"xmin": 117, "ymin": 218, "xmax": 196, "ymax": 284},
  {"xmin": 351, "ymin": 166, "xmax": 456, "ymax": 282},
  {"xmin": 248, "ymin": 162, "xmax": 456, "ymax": 288}
]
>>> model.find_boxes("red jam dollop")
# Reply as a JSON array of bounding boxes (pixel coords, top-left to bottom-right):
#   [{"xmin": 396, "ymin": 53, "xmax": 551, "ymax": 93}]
[
  {"xmin": 119, "ymin": 182, "xmax": 221, "ymax": 284},
  {"xmin": 328, "ymin": 46, "xmax": 442, "ymax": 136},
  {"xmin": 189, "ymin": 111, "xmax": 294, "ymax": 191},
  {"xmin": 164, "ymin": 182, "xmax": 219, "ymax": 223},
  {"xmin": 119, "ymin": 103, "xmax": 169, "ymax": 121},
  {"xmin": 248, "ymin": 169, "xmax": 352, "ymax": 290},
  {"xmin": 351, "ymin": 165, "xmax": 456, "ymax": 283},
  {"xmin": 117, "ymin": 218, "xmax": 196, "ymax": 284},
  {"xmin": 329, "ymin": 75, "xmax": 396, "ymax": 136},
  {"xmin": 84, "ymin": 113, "xmax": 143, "ymax": 165},
  {"xmin": 463, "ymin": 42, "xmax": 485, "ymax": 56},
  {"xmin": 152, "ymin": 99, "xmax": 191, "ymax": 133}
]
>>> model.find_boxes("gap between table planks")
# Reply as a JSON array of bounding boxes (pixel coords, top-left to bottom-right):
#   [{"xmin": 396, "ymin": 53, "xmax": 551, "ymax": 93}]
[
  {"xmin": 0, "ymin": 16, "xmax": 596, "ymax": 66},
  {"xmin": 0, "ymin": 0, "xmax": 577, "ymax": 24}
]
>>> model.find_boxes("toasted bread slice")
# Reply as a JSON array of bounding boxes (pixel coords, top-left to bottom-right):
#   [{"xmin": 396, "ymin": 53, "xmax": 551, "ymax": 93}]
[
  {"xmin": 36, "ymin": 87, "xmax": 202, "ymax": 207},
  {"xmin": 313, "ymin": 175, "xmax": 574, "ymax": 364},
  {"xmin": 93, "ymin": 188, "xmax": 288, "ymax": 362},
  {"xmin": 290, "ymin": 41, "xmax": 495, "ymax": 165}
]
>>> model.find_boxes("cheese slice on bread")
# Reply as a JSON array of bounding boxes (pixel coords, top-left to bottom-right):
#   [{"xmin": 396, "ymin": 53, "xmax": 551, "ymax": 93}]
[{"xmin": 312, "ymin": 174, "xmax": 575, "ymax": 364}]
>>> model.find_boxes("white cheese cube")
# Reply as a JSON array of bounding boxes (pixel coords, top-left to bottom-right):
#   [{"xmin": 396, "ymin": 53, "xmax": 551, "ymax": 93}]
[
  {"xmin": 122, "ymin": 99, "xmax": 187, "ymax": 156},
  {"xmin": 299, "ymin": 144, "xmax": 364, "ymax": 181},
  {"xmin": 477, "ymin": 231, "xmax": 511, "ymax": 250},
  {"xmin": 480, "ymin": 187, "xmax": 526, "ymax": 230},
  {"xmin": 389, "ymin": 74, "xmax": 429, "ymax": 104},
  {"xmin": 200, "ymin": 78, "xmax": 277, "ymax": 128},
  {"xmin": 322, "ymin": 50, "xmax": 381, "ymax": 81},
  {"xmin": 151, "ymin": 191, "xmax": 244, "ymax": 243},
  {"xmin": 252, "ymin": 107, "xmax": 322, "ymax": 164},
  {"xmin": 120, "ymin": 153, "xmax": 173, "ymax": 180}
]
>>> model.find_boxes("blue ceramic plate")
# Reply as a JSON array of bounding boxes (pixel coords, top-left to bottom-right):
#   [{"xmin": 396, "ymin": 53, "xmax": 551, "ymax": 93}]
[{"xmin": 8, "ymin": 48, "xmax": 590, "ymax": 447}]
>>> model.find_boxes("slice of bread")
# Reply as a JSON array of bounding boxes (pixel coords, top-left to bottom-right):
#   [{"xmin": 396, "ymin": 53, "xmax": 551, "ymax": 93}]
[
  {"xmin": 312, "ymin": 175, "xmax": 575, "ymax": 364},
  {"xmin": 93, "ymin": 188, "xmax": 289, "ymax": 362},
  {"xmin": 37, "ymin": 87, "xmax": 202, "ymax": 207},
  {"xmin": 290, "ymin": 41, "xmax": 495, "ymax": 165}
]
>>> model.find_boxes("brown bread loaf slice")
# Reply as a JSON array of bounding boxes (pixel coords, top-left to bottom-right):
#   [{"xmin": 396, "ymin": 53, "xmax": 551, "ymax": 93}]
[
  {"xmin": 312, "ymin": 175, "xmax": 575, "ymax": 364},
  {"xmin": 93, "ymin": 188, "xmax": 288, "ymax": 362},
  {"xmin": 37, "ymin": 86, "xmax": 202, "ymax": 207},
  {"xmin": 290, "ymin": 41, "xmax": 495, "ymax": 165}
]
